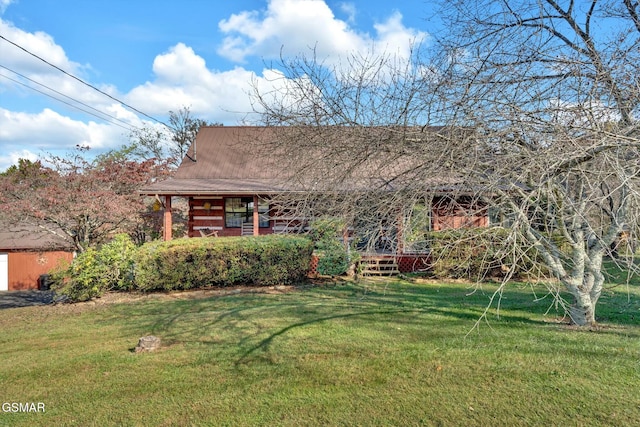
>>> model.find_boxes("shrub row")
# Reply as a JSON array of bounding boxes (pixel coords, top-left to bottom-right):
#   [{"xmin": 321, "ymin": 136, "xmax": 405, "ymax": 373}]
[
  {"xmin": 52, "ymin": 227, "xmax": 562, "ymax": 302},
  {"xmin": 52, "ymin": 234, "xmax": 314, "ymax": 301},
  {"xmin": 134, "ymin": 234, "xmax": 313, "ymax": 291}
]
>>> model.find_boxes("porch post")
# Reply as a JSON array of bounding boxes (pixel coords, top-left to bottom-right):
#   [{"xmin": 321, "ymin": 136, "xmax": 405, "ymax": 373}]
[
  {"xmin": 253, "ymin": 195, "xmax": 259, "ymax": 236},
  {"xmin": 163, "ymin": 195, "xmax": 172, "ymax": 241},
  {"xmin": 396, "ymin": 211, "xmax": 404, "ymax": 255}
]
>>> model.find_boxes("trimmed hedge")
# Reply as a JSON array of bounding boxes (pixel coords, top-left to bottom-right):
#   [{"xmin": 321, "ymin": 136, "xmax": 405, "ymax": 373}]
[
  {"xmin": 426, "ymin": 228, "xmax": 548, "ymax": 280},
  {"xmin": 134, "ymin": 234, "xmax": 314, "ymax": 291}
]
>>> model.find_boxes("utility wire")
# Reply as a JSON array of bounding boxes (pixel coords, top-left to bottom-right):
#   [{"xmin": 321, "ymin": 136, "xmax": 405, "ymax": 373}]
[
  {"xmin": 0, "ymin": 64, "xmax": 139, "ymax": 131},
  {"xmin": 0, "ymin": 33, "xmax": 174, "ymax": 130},
  {"xmin": 0, "ymin": 71, "xmax": 135, "ymax": 132}
]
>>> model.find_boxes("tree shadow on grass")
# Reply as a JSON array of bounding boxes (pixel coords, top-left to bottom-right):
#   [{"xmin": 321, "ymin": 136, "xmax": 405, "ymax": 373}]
[
  {"xmin": 0, "ymin": 290, "xmax": 54, "ymax": 309},
  {"xmin": 115, "ymin": 283, "xmax": 547, "ymax": 357},
  {"xmin": 98, "ymin": 280, "xmax": 638, "ymax": 361},
  {"xmin": 233, "ymin": 308, "xmax": 422, "ymax": 365},
  {"xmin": 232, "ymin": 302, "xmax": 556, "ymax": 365}
]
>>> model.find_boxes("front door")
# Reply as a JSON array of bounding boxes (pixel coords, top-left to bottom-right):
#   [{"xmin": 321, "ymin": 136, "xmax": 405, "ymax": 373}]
[{"xmin": 0, "ymin": 253, "xmax": 8, "ymax": 291}]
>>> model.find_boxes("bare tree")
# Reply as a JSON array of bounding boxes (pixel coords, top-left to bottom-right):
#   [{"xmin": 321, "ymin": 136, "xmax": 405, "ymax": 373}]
[
  {"xmin": 167, "ymin": 106, "xmax": 216, "ymax": 164},
  {"xmin": 250, "ymin": 49, "xmax": 459, "ymax": 253},
  {"xmin": 252, "ymin": 1, "xmax": 640, "ymax": 326},
  {"xmin": 431, "ymin": 0, "xmax": 640, "ymax": 326}
]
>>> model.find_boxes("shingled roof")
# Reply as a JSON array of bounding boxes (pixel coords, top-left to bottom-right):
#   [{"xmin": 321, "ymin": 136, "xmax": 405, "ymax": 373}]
[
  {"xmin": 139, "ymin": 126, "xmax": 467, "ymax": 196},
  {"xmin": 0, "ymin": 221, "xmax": 74, "ymax": 251},
  {"xmin": 140, "ymin": 127, "xmax": 289, "ymax": 195}
]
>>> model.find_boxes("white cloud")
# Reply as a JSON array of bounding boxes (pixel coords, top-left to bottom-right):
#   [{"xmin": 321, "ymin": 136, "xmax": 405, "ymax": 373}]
[
  {"xmin": 0, "ymin": 17, "xmax": 123, "ymax": 113},
  {"xmin": 373, "ymin": 11, "xmax": 422, "ymax": 58},
  {"xmin": 0, "ymin": 107, "xmax": 129, "ymax": 169},
  {"xmin": 339, "ymin": 2, "xmax": 357, "ymax": 24},
  {"xmin": 0, "ymin": 18, "xmax": 83, "ymax": 79},
  {"xmin": 0, "ymin": 149, "xmax": 39, "ymax": 172},
  {"xmin": 0, "ymin": 16, "xmax": 139, "ymax": 169},
  {"xmin": 150, "ymin": 43, "xmax": 209, "ymax": 85},
  {"xmin": 0, "ymin": 0, "xmax": 14, "ymax": 14},
  {"xmin": 125, "ymin": 43, "xmax": 291, "ymax": 124},
  {"xmin": 217, "ymin": 0, "xmax": 426, "ymax": 63}
]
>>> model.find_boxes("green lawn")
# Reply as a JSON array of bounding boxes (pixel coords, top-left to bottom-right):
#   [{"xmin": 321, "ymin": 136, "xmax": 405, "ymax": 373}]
[{"xmin": 0, "ymin": 274, "xmax": 639, "ymax": 426}]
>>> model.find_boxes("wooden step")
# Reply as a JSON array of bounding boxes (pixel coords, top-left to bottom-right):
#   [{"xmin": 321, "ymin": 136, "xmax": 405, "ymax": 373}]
[{"xmin": 360, "ymin": 258, "xmax": 399, "ymax": 276}]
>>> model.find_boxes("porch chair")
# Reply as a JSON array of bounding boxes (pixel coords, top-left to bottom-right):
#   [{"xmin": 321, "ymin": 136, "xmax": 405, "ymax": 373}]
[{"xmin": 199, "ymin": 228, "xmax": 218, "ymax": 238}]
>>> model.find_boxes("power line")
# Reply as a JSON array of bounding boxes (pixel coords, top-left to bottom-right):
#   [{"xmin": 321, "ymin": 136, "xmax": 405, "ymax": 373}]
[
  {"xmin": 0, "ymin": 72, "xmax": 135, "ymax": 132},
  {"xmin": 0, "ymin": 33, "xmax": 173, "ymax": 130},
  {"xmin": 0, "ymin": 64, "xmax": 139, "ymax": 132}
]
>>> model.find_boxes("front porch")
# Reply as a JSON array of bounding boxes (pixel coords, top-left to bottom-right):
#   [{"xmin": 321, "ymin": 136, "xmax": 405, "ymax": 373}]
[
  {"xmin": 157, "ymin": 193, "xmax": 489, "ymax": 241},
  {"xmin": 151, "ymin": 192, "xmax": 480, "ymax": 276},
  {"xmin": 187, "ymin": 195, "xmax": 270, "ymax": 237}
]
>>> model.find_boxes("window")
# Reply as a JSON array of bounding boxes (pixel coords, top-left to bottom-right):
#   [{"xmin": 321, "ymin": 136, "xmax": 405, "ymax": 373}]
[{"xmin": 224, "ymin": 197, "xmax": 269, "ymax": 228}]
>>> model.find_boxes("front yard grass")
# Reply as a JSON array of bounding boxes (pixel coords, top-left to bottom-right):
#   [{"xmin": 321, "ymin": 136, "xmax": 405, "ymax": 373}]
[{"xmin": 0, "ymin": 274, "xmax": 639, "ymax": 426}]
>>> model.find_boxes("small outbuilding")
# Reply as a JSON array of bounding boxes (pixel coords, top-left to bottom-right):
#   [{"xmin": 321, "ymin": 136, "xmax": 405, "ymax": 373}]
[{"xmin": 0, "ymin": 222, "xmax": 75, "ymax": 291}]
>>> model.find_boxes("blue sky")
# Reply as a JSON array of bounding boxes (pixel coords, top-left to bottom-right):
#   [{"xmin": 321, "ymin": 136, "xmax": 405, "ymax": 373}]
[{"xmin": 0, "ymin": 0, "xmax": 436, "ymax": 170}]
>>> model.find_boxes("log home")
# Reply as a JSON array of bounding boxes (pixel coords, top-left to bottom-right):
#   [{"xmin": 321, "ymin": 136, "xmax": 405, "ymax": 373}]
[{"xmin": 139, "ymin": 126, "xmax": 489, "ymax": 267}]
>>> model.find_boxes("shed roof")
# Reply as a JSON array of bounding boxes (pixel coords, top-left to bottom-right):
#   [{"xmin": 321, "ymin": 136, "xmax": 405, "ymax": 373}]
[{"xmin": 0, "ymin": 221, "xmax": 74, "ymax": 251}]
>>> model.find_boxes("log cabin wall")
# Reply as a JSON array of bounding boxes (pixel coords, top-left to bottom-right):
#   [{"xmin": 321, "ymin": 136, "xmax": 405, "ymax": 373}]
[
  {"xmin": 188, "ymin": 196, "xmax": 275, "ymax": 237},
  {"xmin": 188, "ymin": 196, "xmax": 225, "ymax": 237},
  {"xmin": 431, "ymin": 196, "xmax": 489, "ymax": 231}
]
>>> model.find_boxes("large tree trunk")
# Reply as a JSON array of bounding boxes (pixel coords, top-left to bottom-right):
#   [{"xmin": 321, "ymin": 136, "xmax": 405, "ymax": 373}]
[
  {"xmin": 566, "ymin": 271, "xmax": 603, "ymax": 326},
  {"xmin": 569, "ymin": 292, "xmax": 597, "ymax": 326}
]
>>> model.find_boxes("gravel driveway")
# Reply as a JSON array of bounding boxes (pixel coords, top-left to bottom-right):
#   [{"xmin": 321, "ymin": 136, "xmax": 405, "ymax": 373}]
[{"xmin": 0, "ymin": 290, "xmax": 55, "ymax": 309}]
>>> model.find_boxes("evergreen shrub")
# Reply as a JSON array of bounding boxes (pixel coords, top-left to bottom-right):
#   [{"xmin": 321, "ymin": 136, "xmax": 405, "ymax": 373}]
[
  {"xmin": 309, "ymin": 218, "xmax": 351, "ymax": 276},
  {"xmin": 51, "ymin": 234, "xmax": 137, "ymax": 301}
]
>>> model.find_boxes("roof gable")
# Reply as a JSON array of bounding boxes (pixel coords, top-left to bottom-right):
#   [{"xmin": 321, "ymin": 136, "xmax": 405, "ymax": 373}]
[{"xmin": 175, "ymin": 126, "xmax": 282, "ymax": 180}]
